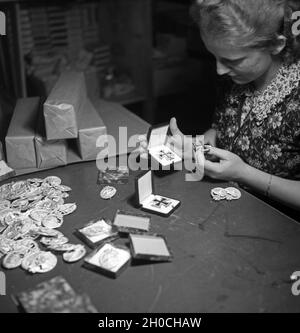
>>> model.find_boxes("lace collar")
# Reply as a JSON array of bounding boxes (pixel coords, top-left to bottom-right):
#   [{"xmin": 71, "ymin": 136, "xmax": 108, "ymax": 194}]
[{"xmin": 229, "ymin": 61, "xmax": 300, "ymax": 126}]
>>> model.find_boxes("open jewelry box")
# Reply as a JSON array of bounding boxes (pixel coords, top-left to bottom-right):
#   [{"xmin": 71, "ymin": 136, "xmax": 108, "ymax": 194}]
[
  {"xmin": 129, "ymin": 233, "xmax": 173, "ymax": 262},
  {"xmin": 112, "ymin": 210, "xmax": 151, "ymax": 234},
  {"xmin": 84, "ymin": 243, "xmax": 131, "ymax": 278},
  {"xmin": 75, "ymin": 218, "xmax": 119, "ymax": 248},
  {"xmin": 135, "ymin": 170, "xmax": 180, "ymax": 217},
  {"xmin": 147, "ymin": 123, "xmax": 182, "ymax": 168}
]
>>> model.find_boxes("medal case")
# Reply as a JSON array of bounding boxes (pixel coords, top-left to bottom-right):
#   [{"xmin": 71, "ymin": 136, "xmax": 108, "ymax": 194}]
[
  {"xmin": 147, "ymin": 123, "xmax": 182, "ymax": 169},
  {"xmin": 75, "ymin": 218, "xmax": 119, "ymax": 248},
  {"xmin": 129, "ymin": 233, "xmax": 173, "ymax": 262},
  {"xmin": 83, "ymin": 243, "xmax": 131, "ymax": 278},
  {"xmin": 112, "ymin": 210, "xmax": 151, "ymax": 234},
  {"xmin": 135, "ymin": 170, "xmax": 180, "ymax": 217}
]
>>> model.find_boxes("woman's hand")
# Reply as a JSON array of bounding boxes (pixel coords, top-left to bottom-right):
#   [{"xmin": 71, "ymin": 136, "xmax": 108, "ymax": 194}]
[
  {"xmin": 136, "ymin": 134, "xmax": 148, "ymax": 159},
  {"xmin": 136, "ymin": 117, "xmax": 193, "ymax": 160},
  {"xmin": 167, "ymin": 118, "xmax": 193, "ymax": 160},
  {"xmin": 204, "ymin": 146, "xmax": 247, "ymax": 181},
  {"xmin": 204, "ymin": 128, "xmax": 217, "ymax": 147}
]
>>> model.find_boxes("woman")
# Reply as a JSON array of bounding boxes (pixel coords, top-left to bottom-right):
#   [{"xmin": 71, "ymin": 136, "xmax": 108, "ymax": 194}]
[{"xmin": 142, "ymin": 0, "xmax": 300, "ymax": 212}]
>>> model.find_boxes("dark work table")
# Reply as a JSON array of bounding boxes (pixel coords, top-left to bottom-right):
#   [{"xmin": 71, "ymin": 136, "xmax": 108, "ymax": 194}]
[{"xmin": 0, "ymin": 159, "xmax": 300, "ymax": 313}]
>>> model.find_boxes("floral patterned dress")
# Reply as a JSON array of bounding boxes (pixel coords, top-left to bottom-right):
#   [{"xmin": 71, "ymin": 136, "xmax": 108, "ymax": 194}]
[{"xmin": 212, "ymin": 61, "xmax": 300, "ymax": 180}]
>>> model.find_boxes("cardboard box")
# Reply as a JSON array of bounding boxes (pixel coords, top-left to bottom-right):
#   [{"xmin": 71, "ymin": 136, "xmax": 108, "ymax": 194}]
[
  {"xmin": 35, "ymin": 110, "xmax": 67, "ymax": 169},
  {"xmin": 5, "ymin": 97, "xmax": 40, "ymax": 169},
  {"xmin": 77, "ymin": 98, "xmax": 107, "ymax": 160},
  {"xmin": 43, "ymin": 71, "xmax": 87, "ymax": 140},
  {"xmin": 0, "ymin": 160, "xmax": 16, "ymax": 182}
]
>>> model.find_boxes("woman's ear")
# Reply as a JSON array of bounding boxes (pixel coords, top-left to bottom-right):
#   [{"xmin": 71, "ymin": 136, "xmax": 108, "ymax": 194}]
[{"xmin": 271, "ymin": 35, "xmax": 287, "ymax": 55}]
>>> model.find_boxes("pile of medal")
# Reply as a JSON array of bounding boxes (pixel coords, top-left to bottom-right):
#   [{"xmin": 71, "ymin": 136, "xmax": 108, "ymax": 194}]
[
  {"xmin": 210, "ymin": 187, "xmax": 242, "ymax": 202},
  {"xmin": 0, "ymin": 176, "xmax": 86, "ymax": 273}
]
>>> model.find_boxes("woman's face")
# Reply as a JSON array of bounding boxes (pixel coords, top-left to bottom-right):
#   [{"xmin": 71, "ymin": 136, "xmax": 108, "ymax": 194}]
[{"xmin": 201, "ymin": 33, "xmax": 274, "ymax": 85}]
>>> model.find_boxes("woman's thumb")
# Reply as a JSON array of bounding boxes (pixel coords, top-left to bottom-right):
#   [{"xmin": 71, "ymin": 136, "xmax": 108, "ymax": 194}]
[{"xmin": 170, "ymin": 117, "xmax": 181, "ymax": 136}]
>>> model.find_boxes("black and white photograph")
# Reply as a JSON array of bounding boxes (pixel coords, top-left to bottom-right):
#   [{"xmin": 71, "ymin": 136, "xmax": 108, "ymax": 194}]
[{"xmin": 0, "ymin": 0, "xmax": 300, "ymax": 324}]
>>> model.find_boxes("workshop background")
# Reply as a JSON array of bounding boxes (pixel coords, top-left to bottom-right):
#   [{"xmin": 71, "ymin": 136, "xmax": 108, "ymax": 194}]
[{"xmin": 0, "ymin": 0, "xmax": 217, "ymax": 143}]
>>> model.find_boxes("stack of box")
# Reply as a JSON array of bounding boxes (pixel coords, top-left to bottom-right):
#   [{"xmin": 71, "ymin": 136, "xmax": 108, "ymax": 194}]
[
  {"xmin": 76, "ymin": 98, "xmax": 106, "ymax": 160},
  {"xmin": 5, "ymin": 71, "xmax": 107, "ymax": 172},
  {"xmin": 6, "ymin": 97, "xmax": 40, "ymax": 169},
  {"xmin": 35, "ymin": 107, "xmax": 68, "ymax": 169},
  {"xmin": 44, "ymin": 71, "xmax": 86, "ymax": 140}
]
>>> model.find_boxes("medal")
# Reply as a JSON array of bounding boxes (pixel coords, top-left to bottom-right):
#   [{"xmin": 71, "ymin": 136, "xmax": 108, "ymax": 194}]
[
  {"xmin": 211, "ymin": 187, "xmax": 242, "ymax": 201},
  {"xmin": 63, "ymin": 245, "xmax": 86, "ymax": 263},
  {"xmin": 54, "ymin": 184, "xmax": 72, "ymax": 192},
  {"xmin": 13, "ymin": 239, "xmax": 39, "ymax": 254},
  {"xmin": 29, "ymin": 209, "xmax": 51, "ymax": 223},
  {"xmin": 211, "ymin": 187, "xmax": 227, "ymax": 201},
  {"xmin": 11, "ymin": 199, "xmax": 29, "ymax": 211},
  {"xmin": 42, "ymin": 215, "xmax": 63, "ymax": 229},
  {"xmin": 57, "ymin": 203, "xmax": 77, "ymax": 216},
  {"xmin": 0, "ymin": 236, "xmax": 14, "ymax": 254},
  {"xmin": 44, "ymin": 176, "xmax": 62, "ymax": 186},
  {"xmin": 48, "ymin": 243, "xmax": 78, "ymax": 252},
  {"xmin": 36, "ymin": 227, "xmax": 64, "ymax": 238},
  {"xmin": 3, "ymin": 251, "xmax": 25, "ymax": 269},
  {"xmin": 225, "ymin": 187, "xmax": 242, "ymax": 200},
  {"xmin": 0, "ymin": 200, "xmax": 11, "ymax": 210},
  {"xmin": 40, "ymin": 236, "xmax": 69, "ymax": 247},
  {"xmin": 21, "ymin": 251, "xmax": 57, "ymax": 273},
  {"xmin": 27, "ymin": 178, "xmax": 43, "ymax": 184},
  {"xmin": 100, "ymin": 186, "xmax": 117, "ymax": 200}
]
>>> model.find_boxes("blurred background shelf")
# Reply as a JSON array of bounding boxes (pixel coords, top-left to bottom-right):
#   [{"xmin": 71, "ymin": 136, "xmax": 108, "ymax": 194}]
[{"xmin": 0, "ymin": 0, "xmax": 216, "ymax": 131}]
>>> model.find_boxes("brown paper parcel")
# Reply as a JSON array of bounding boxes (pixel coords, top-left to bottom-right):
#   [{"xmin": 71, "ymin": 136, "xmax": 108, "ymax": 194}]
[
  {"xmin": 77, "ymin": 99, "xmax": 107, "ymax": 160},
  {"xmin": 35, "ymin": 109, "xmax": 67, "ymax": 169},
  {"xmin": 5, "ymin": 97, "xmax": 40, "ymax": 169},
  {"xmin": 43, "ymin": 71, "xmax": 86, "ymax": 140}
]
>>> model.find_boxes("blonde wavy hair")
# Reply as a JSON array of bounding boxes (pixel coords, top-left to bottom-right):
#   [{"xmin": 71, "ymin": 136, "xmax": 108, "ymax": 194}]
[{"xmin": 190, "ymin": 0, "xmax": 300, "ymax": 64}]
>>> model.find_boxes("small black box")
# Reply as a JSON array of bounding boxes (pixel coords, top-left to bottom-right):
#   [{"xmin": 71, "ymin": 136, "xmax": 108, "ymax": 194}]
[
  {"xmin": 129, "ymin": 233, "xmax": 173, "ymax": 262},
  {"xmin": 112, "ymin": 210, "xmax": 151, "ymax": 234},
  {"xmin": 83, "ymin": 243, "xmax": 131, "ymax": 279},
  {"xmin": 135, "ymin": 170, "xmax": 180, "ymax": 217},
  {"xmin": 76, "ymin": 218, "xmax": 119, "ymax": 248}
]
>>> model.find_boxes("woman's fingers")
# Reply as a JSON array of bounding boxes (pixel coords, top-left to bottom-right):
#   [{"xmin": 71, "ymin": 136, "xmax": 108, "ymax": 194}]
[
  {"xmin": 206, "ymin": 146, "xmax": 229, "ymax": 160},
  {"xmin": 204, "ymin": 139, "xmax": 216, "ymax": 147},
  {"xmin": 169, "ymin": 117, "xmax": 183, "ymax": 137},
  {"xmin": 137, "ymin": 134, "xmax": 148, "ymax": 149},
  {"xmin": 140, "ymin": 140, "xmax": 148, "ymax": 149},
  {"xmin": 204, "ymin": 159, "xmax": 220, "ymax": 173}
]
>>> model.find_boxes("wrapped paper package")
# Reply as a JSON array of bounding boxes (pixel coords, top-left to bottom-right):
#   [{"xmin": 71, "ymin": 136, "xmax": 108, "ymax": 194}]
[
  {"xmin": 77, "ymin": 99, "xmax": 107, "ymax": 160},
  {"xmin": 5, "ymin": 97, "xmax": 40, "ymax": 169},
  {"xmin": 0, "ymin": 160, "xmax": 16, "ymax": 182},
  {"xmin": 43, "ymin": 71, "xmax": 87, "ymax": 140},
  {"xmin": 35, "ymin": 110, "xmax": 67, "ymax": 169}
]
